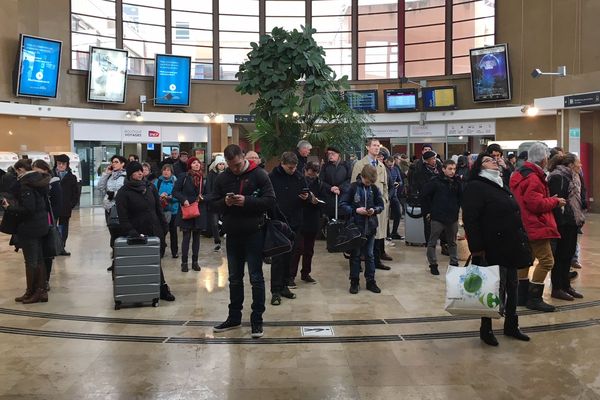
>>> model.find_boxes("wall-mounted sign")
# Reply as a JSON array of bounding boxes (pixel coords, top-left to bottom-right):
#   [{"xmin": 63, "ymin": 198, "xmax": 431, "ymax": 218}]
[
  {"xmin": 16, "ymin": 34, "xmax": 62, "ymax": 99},
  {"xmin": 447, "ymin": 121, "xmax": 495, "ymax": 136},
  {"xmin": 121, "ymin": 126, "xmax": 161, "ymax": 143},
  {"xmin": 564, "ymin": 92, "xmax": 600, "ymax": 108},
  {"xmin": 154, "ymin": 54, "xmax": 191, "ymax": 107},
  {"xmin": 234, "ymin": 114, "xmax": 256, "ymax": 123}
]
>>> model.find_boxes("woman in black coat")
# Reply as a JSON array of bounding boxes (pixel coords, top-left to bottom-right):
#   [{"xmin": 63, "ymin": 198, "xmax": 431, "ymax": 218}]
[
  {"xmin": 462, "ymin": 153, "xmax": 532, "ymax": 346},
  {"xmin": 1, "ymin": 159, "xmax": 50, "ymax": 304},
  {"xmin": 172, "ymin": 157, "xmax": 205, "ymax": 272},
  {"xmin": 115, "ymin": 162, "xmax": 175, "ymax": 301},
  {"xmin": 52, "ymin": 154, "xmax": 79, "ymax": 254}
]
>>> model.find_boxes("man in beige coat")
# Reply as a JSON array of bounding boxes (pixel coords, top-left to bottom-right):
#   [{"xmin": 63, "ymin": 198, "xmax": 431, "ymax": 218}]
[{"xmin": 351, "ymin": 138, "xmax": 392, "ymax": 270}]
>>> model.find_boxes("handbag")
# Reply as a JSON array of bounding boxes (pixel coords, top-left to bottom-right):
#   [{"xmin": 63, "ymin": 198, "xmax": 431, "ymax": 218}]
[
  {"xmin": 107, "ymin": 204, "xmax": 120, "ymax": 227},
  {"xmin": 43, "ymin": 199, "xmax": 64, "ymax": 257},
  {"xmin": 263, "ymin": 219, "xmax": 293, "ymax": 258},
  {"xmin": 181, "ymin": 201, "xmax": 200, "ymax": 220},
  {"xmin": 445, "ymin": 256, "xmax": 501, "ymax": 319},
  {"xmin": 0, "ymin": 210, "xmax": 18, "ymax": 234}
]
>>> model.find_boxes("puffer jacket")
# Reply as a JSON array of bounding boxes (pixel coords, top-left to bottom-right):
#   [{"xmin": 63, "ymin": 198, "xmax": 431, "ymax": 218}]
[
  {"xmin": 509, "ymin": 162, "xmax": 560, "ymax": 240},
  {"xmin": 8, "ymin": 171, "xmax": 50, "ymax": 239},
  {"xmin": 98, "ymin": 169, "xmax": 127, "ymax": 211}
]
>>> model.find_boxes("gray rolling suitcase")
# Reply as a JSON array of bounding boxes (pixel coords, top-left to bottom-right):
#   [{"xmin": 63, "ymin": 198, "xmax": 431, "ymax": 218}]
[
  {"xmin": 113, "ymin": 236, "xmax": 161, "ymax": 310},
  {"xmin": 404, "ymin": 205, "xmax": 426, "ymax": 246}
]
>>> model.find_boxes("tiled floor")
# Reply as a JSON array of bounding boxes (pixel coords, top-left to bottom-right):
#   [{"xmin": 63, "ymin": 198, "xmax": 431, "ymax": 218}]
[{"xmin": 0, "ymin": 208, "xmax": 599, "ymax": 399}]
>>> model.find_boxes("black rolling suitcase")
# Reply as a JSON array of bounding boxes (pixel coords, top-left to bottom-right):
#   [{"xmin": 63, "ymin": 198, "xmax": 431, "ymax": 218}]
[{"xmin": 113, "ymin": 236, "xmax": 161, "ymax": 310}]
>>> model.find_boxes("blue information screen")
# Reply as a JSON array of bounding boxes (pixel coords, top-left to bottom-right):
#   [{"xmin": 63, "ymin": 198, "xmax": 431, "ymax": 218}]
[
  {"xmin": 17, "ymin": 35, "xmax": 62, "ymax": 98},
  {"xmin": 154, "ymin": 54, "xmax": 191, "ymax": 106}
]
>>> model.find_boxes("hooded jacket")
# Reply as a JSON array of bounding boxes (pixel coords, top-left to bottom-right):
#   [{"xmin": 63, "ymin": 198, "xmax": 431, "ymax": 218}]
[
  {"xmin": 9, "ymin": 171, "xmax": 50, "ymax": 239},
  {"xmin": 209, "ymin": 160, "xmax": 276, "ymax": 235},
  {"xmin": 509, "ymin": 161, "xmax": 560, "ymax": 240}
]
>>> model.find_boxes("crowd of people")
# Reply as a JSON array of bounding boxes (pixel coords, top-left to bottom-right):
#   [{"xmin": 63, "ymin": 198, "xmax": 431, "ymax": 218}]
[{"xmin": 0, "ymin": 139, "xmax": 587, "ymax": 341}]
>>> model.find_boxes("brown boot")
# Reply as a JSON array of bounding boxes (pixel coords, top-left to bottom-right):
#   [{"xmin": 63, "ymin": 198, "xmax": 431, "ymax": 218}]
[
  {"xmin": 15, "ymin": 268, "xmax": 35, "ymax": 302},
  {"xmin": 22, "ymin": 266, "xmax": 48, "ymax": 304}
]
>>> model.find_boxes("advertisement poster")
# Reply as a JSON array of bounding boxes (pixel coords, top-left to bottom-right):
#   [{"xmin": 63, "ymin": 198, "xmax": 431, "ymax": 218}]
[
  {"xmin": 470, "ymin": 44, "xmax": 511, "ymax": 102},
  {"xmin": 154, "ymin": 54, "xmax": 191, "ymax": 107},
  {"xmin": 17, "ymin": 35, "xmax": 62, "ymax": 98},
  {"xmin": 88, "ymin": 47, "xmax": 128, "ymax": 103}
]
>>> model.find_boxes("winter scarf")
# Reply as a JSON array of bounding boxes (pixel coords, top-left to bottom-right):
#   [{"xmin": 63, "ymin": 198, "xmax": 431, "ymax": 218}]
[{"xmin": 479, "ymin": 169, "xmax": 503, "ymax": 187}]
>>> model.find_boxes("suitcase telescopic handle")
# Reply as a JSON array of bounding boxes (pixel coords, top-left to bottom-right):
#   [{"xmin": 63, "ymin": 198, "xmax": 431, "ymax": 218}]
[
  {"xmin": 127, "ymin": 235, "xmax": 148, "ymax": 245},
  {"xmin": 335, "ymin": 193, "xmax": 338, "ymax": 221}
]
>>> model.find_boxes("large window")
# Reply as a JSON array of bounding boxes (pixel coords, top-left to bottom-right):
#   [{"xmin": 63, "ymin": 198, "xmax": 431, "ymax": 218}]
[
  {"xmin": 219, "ymin": 0, "xmax": 259, "ymax": 80},
  {"xmin": 452, "ymin": 0, "xmax": 495, "ymax": 73},
  {"xmin": 312, "ymin": 0, "xmax": 353, "ymax": 79},
  {"xmin": 70, "ymin": 0, "xmax": 495, "ymax": 81},
  {"xmin": 172, "ymin": 0, "xmax": 213, "ymax": 79}
]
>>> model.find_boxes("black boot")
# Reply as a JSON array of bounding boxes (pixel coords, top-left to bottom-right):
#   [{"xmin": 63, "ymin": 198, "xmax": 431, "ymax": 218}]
[
  {"xmin": 160, "ymin": 284, "xmax": 175, "ymax": 301},
  {"xmin": 517, "ymin": 279, "xmax": 529, "ymax": 306},
  {"xmin": 479, "ymin": 317, "xmax": 498, "ymax": 346},
  {"xmin": 349, "ymin": 278, "xmax": 359, "ymax": 294},
  {"xmin": 526, "ymin": 282, "xmax": 555, "ymax": 312},
  {"xmin": 503, "ymin": 315, "xmax": 530, "ymax": 341}
]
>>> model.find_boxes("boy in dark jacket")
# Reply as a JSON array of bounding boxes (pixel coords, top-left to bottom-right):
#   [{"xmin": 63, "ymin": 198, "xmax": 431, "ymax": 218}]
[
  {"xmin": 340, "ymin": 164, "xmax": 384, "ymax": 294},
  {"xmin": 421, "ymin": 159, "xmax": 461, "ymax": 275}
]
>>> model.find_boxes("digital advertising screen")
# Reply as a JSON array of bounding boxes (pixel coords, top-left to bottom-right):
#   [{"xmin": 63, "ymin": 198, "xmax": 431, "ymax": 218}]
[
  {"xmin": 16, "ymin": 34, "xmax": 62, "ymax": 99},
  {"xmin": 154, "ymin": 54, "xmax": 191, "ymax": 107},
  {"xmin": 87, "ymin": 47, "xmax": 128, "ymax": 104},
  {"xmin": 422, "ymin": 86, "xmax": 457, "ymax": 111},
  {"xmin": 345, "ymin": 90, "xmax": 378, "ymax": 112},
  {"xmin": 470, "ymin": 44, "xmax": 512, "ymax": 102},
  {"xmin": 384, "ymin": 88, "xmax": 418, "ymax": 112}
]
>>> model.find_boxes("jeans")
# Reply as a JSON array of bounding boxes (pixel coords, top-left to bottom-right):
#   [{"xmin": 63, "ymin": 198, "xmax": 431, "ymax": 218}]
[
  {"xmin": 528, "ymin": 239, "xmax": 555, "ymax": 284},
  {"xmin": 289, "ymin": 231, "xmax": 317, "ymax": 279},
  {"xmin": 57, "ymin": 216, "xmax": 70, "ymax": 246},
  {"xmin": 226, "ymin": 231, "xmax": 265, "ymax": 324},
  {"xmin": 164, "ymin": 216, "xmax": 178, "ymax": 257},
  {"xmin": 350, "ymin": 234, "xmax": 375, "ymax": 282},
  {"xmin": 181, "ymin": 229, "xmax": 200, "ymax": 263},
  {"xmin": 20, "ymin": 237, "xmax": 44, "ymax": 272},
  {"xmin": 426, "ymin": 220, "xmax": 458, "ymax": 265},
  {"xmin": 499, "ymin": 266, "xmax": 518, "ymax": 317},
  {"xmin": 551, "ymin": 225, "xmax": 578, "ymax": 290},
  {"xmin": 209, "ymin": 212, "xmax": 221, "ymax": 245}
]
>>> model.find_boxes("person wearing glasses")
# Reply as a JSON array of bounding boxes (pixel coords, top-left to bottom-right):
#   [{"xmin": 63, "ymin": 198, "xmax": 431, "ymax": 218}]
[
  {"xmin": 98, "ymin": 155, "xmax": 128, "ymax": 272},
  {"xmin": 462, "ymin": 153, "xmax": 533, "ymax": 346}
]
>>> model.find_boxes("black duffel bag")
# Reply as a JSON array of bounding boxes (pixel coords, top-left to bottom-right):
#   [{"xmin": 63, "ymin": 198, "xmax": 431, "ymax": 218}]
[{"xmin": 327, "ymin": 221, "xmax": 365, "ymax": 253}]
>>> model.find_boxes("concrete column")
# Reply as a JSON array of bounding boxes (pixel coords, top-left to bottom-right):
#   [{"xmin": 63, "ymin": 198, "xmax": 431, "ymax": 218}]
[{"xmin": 561, "ymin": 109, "xmax": 581, "ymax": 154}]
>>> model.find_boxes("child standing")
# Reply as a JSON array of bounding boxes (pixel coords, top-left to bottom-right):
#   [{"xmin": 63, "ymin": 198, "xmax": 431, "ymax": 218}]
[
  {"xmin": 340, "ymin": 164, "xmax": 384, "ymax": 294},
  {"xmin": 420, "ymin": 159, "xmax": 462, "ymax": 275}
]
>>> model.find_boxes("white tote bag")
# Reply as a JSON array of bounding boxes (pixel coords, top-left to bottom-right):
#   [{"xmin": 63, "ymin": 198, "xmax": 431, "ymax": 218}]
[{"xmin": 445, "ymin": 263, "xmax": 501, "ymax": 319}]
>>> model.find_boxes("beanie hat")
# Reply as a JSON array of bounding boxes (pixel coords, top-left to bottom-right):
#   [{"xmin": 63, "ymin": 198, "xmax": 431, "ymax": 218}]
[
  {"xmin": 126, "ymin": 161, "xmax": 143, "ymax": 178},
  {"xmin": 54, "ymin": 154, "xmax": 70, "ymax": 164},
  {"xmin": 187, "ymin": 156, "xmax": 200, "ymax": 170},
  {"xmin": 326, "ymin": 146, "xmax": 341, "ymax": 154},
  {"xmin": 423, "ymin": 150, "xmax": 436, "ymax": 160}
]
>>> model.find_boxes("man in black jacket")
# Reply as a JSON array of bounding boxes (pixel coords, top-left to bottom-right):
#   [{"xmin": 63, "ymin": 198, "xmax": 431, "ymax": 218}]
[
  {"xmin": 53, "ymin": 154, "xmax": 80, "ymax": 256},
  {"xmin": 421, "ymin": 159, "xmax": 461, "ymax": 275},
  {"xmin": 210, "ymin": 145, "xmax": 276, "ymax": 339},
  {"xmin": 320, "ymin": 146, "xmax": 352, "ymax": 220},
  {"xmin": 268, "ymin": 152, "xmax": 309, "ymax": 305}
]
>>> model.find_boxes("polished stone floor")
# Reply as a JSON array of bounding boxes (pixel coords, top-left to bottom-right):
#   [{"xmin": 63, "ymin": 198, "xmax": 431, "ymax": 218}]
[{"xmin": 0, "ymin": 208, "xmax": 599, "ymax": 399}]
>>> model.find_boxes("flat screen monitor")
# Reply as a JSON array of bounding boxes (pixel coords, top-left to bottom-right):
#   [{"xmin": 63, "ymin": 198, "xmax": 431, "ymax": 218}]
[
  {"xmin": 422, "ymin": 86, "xmax": 457, "ymax": 111},
  {"xmin": 154, "ymin": 54, "xmax": 191, "ymax": 107},
  {"xmin": 383, "ymin": 88, "xmax": 418, "ymax": 112},
  {"xmin": 470, "ymin": 44, "xmax": 512, "ymax": 102},
  {"xmin": 15, "ymin": 34, "xmax": 62, "ymax": 99},
  {"xmin": 87, "ymin": 46, "xmax": 128, "ymax": 104},
  {"xmin": 345, "ymin": 90, "xmax": 378, "ymax": 112}
]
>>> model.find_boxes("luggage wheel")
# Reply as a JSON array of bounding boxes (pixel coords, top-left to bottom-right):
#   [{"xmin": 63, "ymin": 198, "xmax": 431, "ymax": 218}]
[{"xmin": 152, "ymin": 298, "xmax": 159, "ymax": 307}]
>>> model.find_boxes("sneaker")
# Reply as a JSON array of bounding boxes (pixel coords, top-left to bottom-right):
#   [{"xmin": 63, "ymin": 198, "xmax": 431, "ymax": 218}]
[
  {"xmin": 366, "ymin": 281, "xmax": 381, "ymax": 293},
  {"xmin": 429, "ymin": 264, "xmax": 440, "ymax": 275},
  {"xmin": 214, "ymin": 244, "xmax": 221, "ymax": 252},
  {"xmin": 251, "ymin": 323, "xmax": 264, "ymax": 338},
  {"xmin": 571, "ymin": 261, "xmax": 582, "ymax": 269},
  {"xmin": 270, "ymin": 294, "xmax": 282, "ymax": 306},
  {"xmin": 381, "ymin": 253, "xmax": 393, "ymax": 261},
  {"xmin": 160, "ymin": 284, "xmax": 176, "ymax": 301},
  {"xmin": 301, "ymin": 275, "xmax": 317, "ymax": 284},
  {"xmin": 385, "ymin": 239, "xmax": 396, "ymax": 247},
  {"xmin": 281, "ymin": 287, "xmax": 296, "ymax": 299},
  {"xmin": 287, "ymin": 279, "xmax": 298, "ymax": 289},
  {"xmin": 213, "ymin": 318, "xmax": 242, "ymax": 333}
]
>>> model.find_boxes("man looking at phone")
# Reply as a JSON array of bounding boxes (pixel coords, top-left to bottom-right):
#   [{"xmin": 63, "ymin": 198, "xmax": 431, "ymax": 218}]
[
  {"xmin": 210, "ymin": 145, "xmax": 276, "ymax": 338},
  {"xmin": 268, "ymin": 152, "xmax": 310, "ymax": 305}
]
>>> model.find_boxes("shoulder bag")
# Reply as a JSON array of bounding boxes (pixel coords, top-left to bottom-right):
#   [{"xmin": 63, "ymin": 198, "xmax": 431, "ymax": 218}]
[{"xmin": 43, "ymin": 197, "xmax": 65, "ymax": 257}]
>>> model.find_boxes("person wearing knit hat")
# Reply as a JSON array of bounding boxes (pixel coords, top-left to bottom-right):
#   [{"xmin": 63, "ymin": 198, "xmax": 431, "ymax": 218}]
[
  {"xmin": 53, "ymin": 153, "xmax": 79, "ymax": 256},
  {"xmin": 422, "ymin": 150, "xmax": 436, "ymax": 160},
  {"xmin": 326, "ymin": 146, "xmax": 341, "ymax": 155},
  {"xmin": 186, "ymin": 156, "xmax": 200, "ymax": 171},
  {"xmin": 126, "ymin": 161, "xmax": 144, "ymax": 180},
  {"xmin": 206, "ymin": 155, "xmax": 226, "ymax": 252}
]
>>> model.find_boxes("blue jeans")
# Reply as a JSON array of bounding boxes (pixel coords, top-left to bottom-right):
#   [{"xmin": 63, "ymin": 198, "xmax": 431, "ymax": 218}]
[
  {"xmin": 226, "ymin": 230, "xmax": 266, "ymax": 324},
  {"xmin": 349, "ymin": 234, "xmax": 376, "ymax": 282}
]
